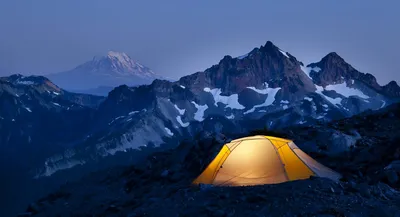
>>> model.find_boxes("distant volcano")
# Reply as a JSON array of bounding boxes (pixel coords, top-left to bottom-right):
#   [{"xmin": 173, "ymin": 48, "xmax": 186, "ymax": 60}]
[{"xmin": 47, "ymin": 51, "xmax": 164, "ymax": 91}]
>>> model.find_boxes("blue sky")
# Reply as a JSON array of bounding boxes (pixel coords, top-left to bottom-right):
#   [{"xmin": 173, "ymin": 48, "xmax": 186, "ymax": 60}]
[{"xmin": 0, "ymin": 0, "xmax": 399, "ymax": 84}]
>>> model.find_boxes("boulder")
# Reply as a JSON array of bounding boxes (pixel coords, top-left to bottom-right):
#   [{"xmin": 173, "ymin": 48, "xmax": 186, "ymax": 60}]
[
  {"xmin": 385, "ymin": 161, "xmax": 400, "ymax": 172},
  {"xmin": 384, "ymin": 170, "xmax": 399, "ymax": 184}
]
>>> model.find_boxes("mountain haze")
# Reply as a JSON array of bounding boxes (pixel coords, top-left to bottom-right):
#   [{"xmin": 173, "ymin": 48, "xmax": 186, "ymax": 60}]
[{"xmin": 47, "ymin": 51, "xmax": 163, "ymax": 93}]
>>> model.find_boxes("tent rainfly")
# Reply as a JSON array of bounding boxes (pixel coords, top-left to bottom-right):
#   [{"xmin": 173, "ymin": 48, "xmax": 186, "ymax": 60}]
[{"xmin": 193, "ymin": 135, "xmax": 341, "ymax": 186}]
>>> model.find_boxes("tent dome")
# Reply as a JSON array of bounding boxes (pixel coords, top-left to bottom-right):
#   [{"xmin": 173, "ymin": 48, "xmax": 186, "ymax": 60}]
[{"xmin": 193, "ymin": 135, "xmax": 341, "ymax": 186}]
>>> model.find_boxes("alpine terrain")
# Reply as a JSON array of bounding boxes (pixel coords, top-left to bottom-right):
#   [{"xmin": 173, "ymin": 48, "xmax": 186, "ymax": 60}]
[
  {"xmin": 36, "ymin": 41, "xmax": 400, "ymax": 178},
  {"xmin": 24, "ymin": 101, "xmax": 400, "ymax": 216},
  {"xmin": 1, "ymin": 41, "xmax": 400, "ymax": 216}
]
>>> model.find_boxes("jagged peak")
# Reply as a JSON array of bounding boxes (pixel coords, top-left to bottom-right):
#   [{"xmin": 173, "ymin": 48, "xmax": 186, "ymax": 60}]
[
  {"xmin": 320, "ymin": 52, "xmax": 346, "ymax": 64},
  {"xmin": 235, "ymin": 40, "xmax": 293, "ymax": 62},
  {"xmin": 307, "ymin": 52, "xmax": 352, "ymax": 70},
  {"xmin": 263, "ymin": 40, "xmax": 277, "ymax": 48}
]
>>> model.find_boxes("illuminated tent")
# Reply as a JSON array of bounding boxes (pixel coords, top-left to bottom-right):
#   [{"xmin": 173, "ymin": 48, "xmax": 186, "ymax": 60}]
[{"xmin": 193, "ymin": 135, "xmax": 341, "ymax": 186}]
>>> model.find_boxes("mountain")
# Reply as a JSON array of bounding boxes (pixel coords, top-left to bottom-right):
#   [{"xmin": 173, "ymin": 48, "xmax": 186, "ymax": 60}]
[
  {"xmin": 24, "ymin": 102, "xmax": 400, "ymax": 216},
  {"xmin": 47, "ymin": 51, "xmax": 164, "ymax": 92},
  {"xmin": 0, "ymin": 73, "xmax": 106, "ymax": 172},
  {"xmin": 0, "ymin": 74, "xmax": 106, "ymax": 216},
  {"xmin": 2, "ymin": 41, "xmax": 400, "ymax": 216},
  {"xmin": 34, "ymin": 41, "xmax": 400, "ymax": 179}
]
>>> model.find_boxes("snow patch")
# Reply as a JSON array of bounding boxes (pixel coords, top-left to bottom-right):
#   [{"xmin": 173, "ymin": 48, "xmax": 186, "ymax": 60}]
[
  {"xmin": 324, "ymin": 82, "xmax": 369, "ymax": 99},
  {"xmin": 179, "ymin": 85, "xmax": 186, "ymax": 89},
  {"xmin": 247, "ymin": 82, "xmax": 277, "ymax": 94},
  {"xmin": 25, "ymin": 107, "xmax": 32, "ymax": 112},
  {"xmin": 176, "ymin": 116, "xmax": 189, "ymax": 127},
  {"xmin": 322, "ymin": 104, "xmax": 329, "ymax": 108},
  {"xmin": 164, "ymin": 127, "xmax": 174, "ymax": 136},
  {"xmin": 128, "ymin": 111, "xmax": 139, "ymax": 115},
  {"xmin": 283, "ymin": 105, "xmax": 288, "ymax": 110},
  {"xmin": 299, "ymin": 120, "xmax": 307, "ymax": 125},
  {"xmin": 52, "ymin": 91, "xmax": 60, "ymax": 96},
  {"xmin": 226, "ymin": 114, "xmax": 235, "ymax": 119},
  {"xmin": 315, "ymin": 85, "xmax": 342, "ymax": 106},
  {"xmin": 304, "ymin": 97, "xmax": 313, "ymax": 102},
  {"xmin": 300, "ymin": 66, "xmax": 321, "ymax": 79},
  {"xmin": 203, "ymin": 88, "xmax": 245, "ymax": 109},
  {"xmin": 380, "ymin": 100, "xmax": 386, "ymax": 109},
  {"xmin": 237, "ymin": 53, "xmax": 249, "ymax": 59},
  {"xmin": 312, "ymin": 66, "xmax": 322, "ymax": 72},
  {"xmin": 280, "ymin": 100, "xmax": 289, "ymax": 104},
  {"xmin": 174, "ymin": 104, "xmax": 186, "ymax": 115},
  {"xmin": 52, "ymin": 102, "xmax": 61, "ymax": 106},
  {"xmin": 244, "ymin": 85, "xmax": 281, "ymax": 114},
  {"xmin": 108, "ymin": 116, "xmax": 125, "ymax": 125},
  {"xmin": 17, "ymin": 80, "xmax": 35, "ymax": 85},
  {"xmin": 312, "ymin": 105, "xmax": 317, "ymax": 111},
  {"xmin": 191, "ymin": 101, "xmax": 208, "ymax": 121},
  {"xmin": 279, "ymin": 50, "xmax": 290, "ymax": 58}
]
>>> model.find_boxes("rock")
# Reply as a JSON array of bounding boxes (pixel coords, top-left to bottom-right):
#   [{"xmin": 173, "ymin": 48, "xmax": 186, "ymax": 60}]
[
  {"xmin": 245, "ymin": 194, "xmax": 267, "ymax": 203},
  {"xmin": 385, "ymin": 170, "xmax": 399, "ymax": 184},
  {"xmin": 168, "ymin": 172, "xmax": 182, "ymax": 182},
  {"xmin": 106, "ymin": 204, "xmax": 121, "ymax": 213},
  {"xmin": 16, "ymin": 213, "xmax": 33, "ymax": 217},
  {"xmin": 160, "ymin": 170, "xmax": 169, "ymax": 177},
  {"xmin": 356, "ymin": 183, "xmax": 371, "ymax": 198},
  {"xmin": 26, "ymin": 203, "xmax": 40, "ymax": 214},
  {"xmin": 199, "ymin": 184, "xmax": 214, "ymax": 191},
  {"xmin": 385, "ymin": 160, "xmax": 400, "ymax": 172}
]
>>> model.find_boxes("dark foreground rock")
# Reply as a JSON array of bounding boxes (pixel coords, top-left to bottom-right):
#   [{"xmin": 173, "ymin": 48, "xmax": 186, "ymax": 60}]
[
  {"xmin": 21, "ymin": 102, "xmax": 400, "ymax": 216},
  {"xmin": 21, "ymin": 134, "xmax": 400, "ymax": 217},
  {"xmin": 21, "ymin": 171, "xmax": 400, "ymax": 217}
]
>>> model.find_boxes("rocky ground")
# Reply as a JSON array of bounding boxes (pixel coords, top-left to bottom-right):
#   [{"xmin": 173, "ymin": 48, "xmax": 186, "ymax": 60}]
[{"xmin": 19, "ymin": 103, "xmax": 400, "ymax": 217}]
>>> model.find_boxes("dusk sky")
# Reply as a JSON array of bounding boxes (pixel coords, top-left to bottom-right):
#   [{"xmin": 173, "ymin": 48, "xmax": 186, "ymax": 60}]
[{"xmin": 0, "ymin": 0, "xmax": 399, "ymax": 84}]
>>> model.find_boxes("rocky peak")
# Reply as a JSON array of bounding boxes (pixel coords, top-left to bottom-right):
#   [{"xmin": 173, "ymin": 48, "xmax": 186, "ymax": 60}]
[
  {"xmin": 307, "ymin": 52, "xmax": 362, "ymax": 87},
  {"xmin": 321, "ymin": 52, "xmax": 345, "ymax": 63},
  {"xmin": 200, "ymin": 41, "xmax": 314, "ymax": 96},
  {"xmin": 383, "ymin": 81, "xmax": 400, "ymax": 98},
  {"xmin": 259, "ymin": 41, "xmax": 279, "ymax": 54}
]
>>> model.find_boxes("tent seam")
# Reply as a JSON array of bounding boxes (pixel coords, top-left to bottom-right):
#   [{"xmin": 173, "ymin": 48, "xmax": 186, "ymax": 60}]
[
  {"xmin": 211, "ymin": 142, "xmax": 241, "ymax": 182},
  {"xmin": 267, "ymin": 138, "xmax": 290, "ymax": 181},
  {"xmin": 290, "ymin": 148, "xmax": 316, "ymax": 176}
]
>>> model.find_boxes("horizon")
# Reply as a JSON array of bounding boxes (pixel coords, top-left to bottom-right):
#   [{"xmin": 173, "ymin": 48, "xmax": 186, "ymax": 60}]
[
  {"xmin": 1, "ymin": 0, "xmax": 399, "ymax": 85},
  {"xmin": 1, "ymin": 41, "xmax": 399, "ymax": 86}
]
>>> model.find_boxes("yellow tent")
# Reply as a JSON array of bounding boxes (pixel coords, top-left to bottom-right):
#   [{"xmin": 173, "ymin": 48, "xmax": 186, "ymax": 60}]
[{"xmin": 193, "ymin": 135, "xmax": 341, "ymax": 186}]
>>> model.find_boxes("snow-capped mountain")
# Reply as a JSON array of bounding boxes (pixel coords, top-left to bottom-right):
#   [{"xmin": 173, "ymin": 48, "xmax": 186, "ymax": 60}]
[
  {"xmin": 34, "ymin": 41, "xmax": 400, "ymax": 177},
  {"xmin": 47, "ymin": 51, "xmax": 164, "ymax": 93}
]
